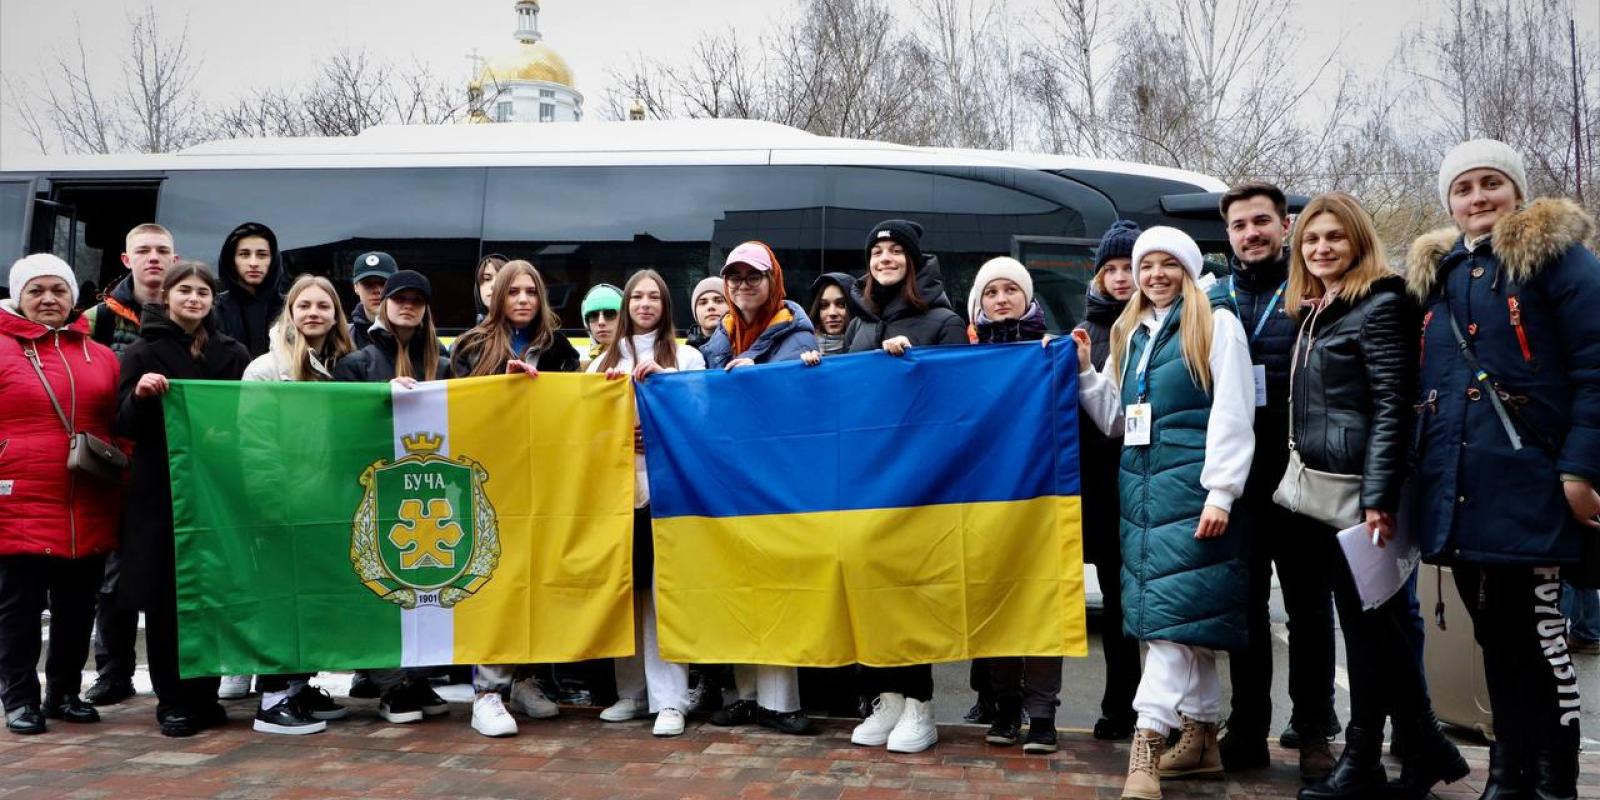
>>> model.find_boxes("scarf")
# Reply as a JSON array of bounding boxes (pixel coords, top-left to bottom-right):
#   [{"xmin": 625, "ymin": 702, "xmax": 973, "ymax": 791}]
[{"xmin": 721, "ymin": 243, "xmax": 789, "ymax": 356}]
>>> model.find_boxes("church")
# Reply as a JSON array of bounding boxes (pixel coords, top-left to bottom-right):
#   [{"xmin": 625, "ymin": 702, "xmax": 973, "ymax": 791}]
[{"xmin": 467, "ymin": 1, "xmax": 582, "ymax": 123}]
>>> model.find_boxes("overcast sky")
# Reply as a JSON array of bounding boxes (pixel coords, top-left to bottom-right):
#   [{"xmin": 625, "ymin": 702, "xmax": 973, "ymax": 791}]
[{"xmin": 1, "ymin": 0, "xmax": 1596, "ymax": 166}]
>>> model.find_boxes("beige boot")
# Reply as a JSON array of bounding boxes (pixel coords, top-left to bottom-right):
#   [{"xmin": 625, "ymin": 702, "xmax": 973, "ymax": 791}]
[
  {"xmin": 1157, "ymin": 714, "xmax": 1223, "ymax": 778},
  {"xmin": 1122, "ymin": 728, "xmax": 1166, "ymax": 800}
]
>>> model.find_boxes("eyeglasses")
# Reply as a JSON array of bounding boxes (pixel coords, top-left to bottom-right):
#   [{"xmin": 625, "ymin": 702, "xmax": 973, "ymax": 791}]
[
  {"xmin": 722, "ymin": 272, "xmax": 767, "ymax": 288},
  {"xmin": 585, "ymin": 309, "xmax": 619, "ymax": 322}
]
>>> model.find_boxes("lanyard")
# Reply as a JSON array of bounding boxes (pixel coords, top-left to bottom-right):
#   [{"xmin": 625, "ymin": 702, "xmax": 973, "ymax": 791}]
[
  {"xmin": 1230, "ymin": 277, "xmax": 1286, "ymax": 342},
  {"xmin": 1132, "ymin": 308, "xmax": 1179, "ymax": 403}
]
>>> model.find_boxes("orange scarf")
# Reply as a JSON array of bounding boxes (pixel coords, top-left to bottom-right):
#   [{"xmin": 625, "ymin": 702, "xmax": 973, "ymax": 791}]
[{"xmin": 722, "ymin": 243, "xmax": 789, "ymax": 356}]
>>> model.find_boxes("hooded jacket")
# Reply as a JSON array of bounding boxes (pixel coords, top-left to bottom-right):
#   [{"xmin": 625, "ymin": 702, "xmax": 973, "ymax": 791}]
[
  {"xmin": 83, "ymin": 274, "xmax": 146, "ymax": 355},
  {"xmin": 114, "ymin": 305, "xmax": 250, "ymax": 608},
  {"xmin": 1287, "ymin": 275, "xmax": 1417, "ymax": 513},
  {"xmin": 0, "ymin": 303, "xmax": 123, "ymax": 558},
  {"xmin": 348, "ymin": 302, "xmax": 377, "ymax": 351},
  {"xmin": 808, "ymin": 272, "xmax": 858, "ymax": 356},
  {"xmin": 700, "ymin": 300, "xmax": 819, "ymax": 368},
  {"xmin": 332, "ymin": 320, "xmax": 451, "ymax": 383},
  {"xmin": 1074, "ymin": 283, "xmax": 1128, "ymax": 565},
  {"xmin": 1407, "ymin": 198, "xmax": 1600, "ymax": 566},
  {"xmin": 213, "ymin": 222, "xmax": 287, "ymax": 358},
  {"xmin": 844, "ymin": 255, "xmax": 966, "ymax": 353}
]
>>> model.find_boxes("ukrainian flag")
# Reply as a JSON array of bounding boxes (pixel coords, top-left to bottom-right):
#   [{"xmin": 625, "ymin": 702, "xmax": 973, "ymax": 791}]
[{"xmin": 636, "ymin": 341, "xmax": 1087, "ymax": 667}]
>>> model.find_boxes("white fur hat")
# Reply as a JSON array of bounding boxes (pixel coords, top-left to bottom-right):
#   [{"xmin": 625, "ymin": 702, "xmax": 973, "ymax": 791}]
[
  {"xmin": 8, "ymin": 253, "xmax": 78, "ymax": 306},
  {"xmin": 968, "ymin": 256, "xmax": 1033, "ymax": 320},
  {"xmin": 1437, "ymin": 138, "xmax": 1528, "ymax": 213},
  {"xmin": 1131, "ymin": 227, "xmax": 1203, "ymax": 285}
]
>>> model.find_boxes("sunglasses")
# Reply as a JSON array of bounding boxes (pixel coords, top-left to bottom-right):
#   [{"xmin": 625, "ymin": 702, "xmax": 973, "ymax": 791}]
[{"xmin": 585, "ymin": 309, "xmax": 620, "ymax": 322}]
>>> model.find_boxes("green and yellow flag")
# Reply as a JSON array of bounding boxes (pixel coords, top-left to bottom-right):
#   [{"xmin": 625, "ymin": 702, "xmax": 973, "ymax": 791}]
[{"xmin": 164, "ymin": 375, "xmax": 635, "ymax": 678}]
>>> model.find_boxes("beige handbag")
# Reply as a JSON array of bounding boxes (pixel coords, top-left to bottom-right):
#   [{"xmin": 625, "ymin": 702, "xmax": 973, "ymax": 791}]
[{"xmin": 1272, "ymin": 308, "xmax": 1363, "ymax": 528}]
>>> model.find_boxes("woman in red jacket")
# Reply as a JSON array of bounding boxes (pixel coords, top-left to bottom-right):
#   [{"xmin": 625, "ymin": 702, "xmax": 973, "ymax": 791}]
[{"xmin": 0, "ymin": 254, "xmax": 123, "ymax": 735}]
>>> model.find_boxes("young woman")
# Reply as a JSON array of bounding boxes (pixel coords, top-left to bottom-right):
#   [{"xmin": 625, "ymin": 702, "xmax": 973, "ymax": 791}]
[
  {"xmin": 700, "ymin": 241, "xmax": 817, "ymax": 370},
  {"xmin": 1408, "ymin": 139, "xmax": 1599, "ymax": 800},
  {"xmin": 1072, "ymin": 227, "xmax": 1254, "ymax": 800},
  {"xmin": 239, "ymin": 275, "xmax": 356, "ymax": 735},
  {"xmin": 0, "ymin": 255, "xmax": 121, "ymax": 736},
  {"xmin": 579, "ymin": 283, "xmax": 623, "ymax": 369},
  {"xmin": 1076, "ymin": 220, "xmax": 1142, "ymax": 743},
  {"xmin": 451, "ymin": 260, "xmax": 580, "ymax": 378},
  {"xmin": 332, "ymin": 270, "xmax": 451, "ymax": 725},
  {"xmin": 448, "ymin": 260, "xmax": 576, "ymax": 737},
  {"xmin": 589, "ymin": 270, "xmax": 706, "ymax": 737},
  {"xmin": 116, "ymin": 262, "xmax": 252, "ymax": 737},
  {"xmin": 213, "ymin": 222, "xmax": 286, "ymax": 359},
  {"xmin": 1283, "ymin": 193, "xmax": 1465, "ymax": 800},
  {"xmin": 963, "ymin": 256, "xmax": 1060, "ymax": 754},
  {"xmin": 332, "ymin": 271, "xmax": 450, "ymax": 383},
  {"xmin": 838, "ymin": 220, "xmax": 963, "ymax": 754},
  {"xmin": 807, "ymin": 273, "xmax": 855, "ymax": 357},
  {"xmin": 685, "ymin": 276, "xmax": 727, "ymax": 351},
  {"xmin": 473, "ymin": 254, "xmax": 508, "ymax": 325}
]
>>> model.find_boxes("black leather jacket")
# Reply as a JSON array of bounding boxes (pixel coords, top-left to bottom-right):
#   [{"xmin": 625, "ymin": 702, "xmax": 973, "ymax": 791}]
[{"xmin": 1287, "ymin": 275, "xmax": 1417, "ymax": 512}]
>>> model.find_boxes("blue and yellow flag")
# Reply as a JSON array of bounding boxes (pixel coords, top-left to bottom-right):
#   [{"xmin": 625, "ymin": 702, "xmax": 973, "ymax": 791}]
[{"xmin": 636, "ymin": 342, "xmax": 1086, "ymax": 667}]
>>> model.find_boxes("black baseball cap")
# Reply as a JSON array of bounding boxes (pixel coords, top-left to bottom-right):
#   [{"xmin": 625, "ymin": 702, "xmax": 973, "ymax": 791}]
[{"xmin": 353, "ymin": 251, "xmax": 398, "ymax": 283}]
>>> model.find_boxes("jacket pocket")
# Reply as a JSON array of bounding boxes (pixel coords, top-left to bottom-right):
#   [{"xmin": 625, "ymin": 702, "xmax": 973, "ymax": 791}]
[{"xmin": 1158, "ymin": 427, "xmax": 1207, "ymax": 450}]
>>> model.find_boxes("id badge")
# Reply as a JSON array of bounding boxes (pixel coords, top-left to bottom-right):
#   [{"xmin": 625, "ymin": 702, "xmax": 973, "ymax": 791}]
[
  {"xmin": 1252, "ymin": 364, "xmax": 1268, "ymax": 407},
  {"xmin": 1125, "ymin": 403, "xmax": 1153, "ymax": 447}
]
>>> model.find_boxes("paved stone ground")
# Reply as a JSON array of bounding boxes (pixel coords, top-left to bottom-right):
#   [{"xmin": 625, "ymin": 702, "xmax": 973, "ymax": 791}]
[{"xmin": 5, "ymin": 695, "xmax": 1592, "ymax": 800}]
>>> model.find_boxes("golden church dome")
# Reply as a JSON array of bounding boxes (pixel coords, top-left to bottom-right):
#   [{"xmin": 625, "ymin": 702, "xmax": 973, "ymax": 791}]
[{"xmin": 472, "ymin": 41, "xmax": 575, "ymax": 90}]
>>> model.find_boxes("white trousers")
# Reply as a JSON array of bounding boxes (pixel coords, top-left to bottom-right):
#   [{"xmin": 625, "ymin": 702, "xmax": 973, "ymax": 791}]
[
  {"xmin": 613, "ymin": 589, "xmax": 689, "ymax": 713},
  {"xmin": 1131, "ymin": 640, "xmax": 1222, "ymax": 737},
  {"xmin": 732, "ymin": 664, "xmax": 802, "ymax": 714}
]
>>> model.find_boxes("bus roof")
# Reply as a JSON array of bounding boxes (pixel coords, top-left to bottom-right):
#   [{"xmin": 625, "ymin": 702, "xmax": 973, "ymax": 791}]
[{"xmin": 1, "ymin": 119, "xmax": 1225, "ymax": 188}]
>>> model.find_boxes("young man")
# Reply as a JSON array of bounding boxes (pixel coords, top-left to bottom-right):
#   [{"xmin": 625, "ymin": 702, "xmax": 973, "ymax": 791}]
[
  {"xmin": 348, "ymin": 251, "xmax": 396, "ymax": 351},
  {"xmin": 81, "ymin": 223, "xmax": 178, "ymax": 708},
  {"xmin": 1216, "ymin": 183, "xmax": 1339, "ymax": 779}
]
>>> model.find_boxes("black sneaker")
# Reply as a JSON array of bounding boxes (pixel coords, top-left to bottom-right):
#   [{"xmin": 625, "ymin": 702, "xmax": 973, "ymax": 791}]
[
  {"xmin": 254, "ymin": 698, "xmax": 327, "ymax": 735},
  {"xmin": 347, "ymin": 671, "xmax": 381, "ymax": 700},
  {"xmin": 710, "ymin": 699, "xmax": 759, "ymax": 727},
  {"xmin": 1093, "ymin": 713, "xmax": 1135, "ymax": 741},
  {"xmin": 985, "ymin": 716, "xmax": 1021, "ymax": 746},
  {"xmin": 5, "ymin": 706, "xmax": 45, "ymax": 735},
  {"xmin": 1280, "ymin": 710, "xmax": 1341, "ymax": 748},
  {"xmin": 159, "ymin": 709, "xmax": 200, "ymax": 738},
  {"xmin": 292, "ymin": 686, "xmax": 348, "ymax": 721},
  {"xmin": 964, "ymin": 698, "xmax": 997, "ymax": 725},
  {"xmin": 1022, "ymin": 718, "xmax": 1058, "ymax": 754},
  {"xmin": 1219, "ymin": 728, "xmax": 1270, "ymax": 771},
  {"xmin": 84, "ymin": 676, "xmax": 136, "ymax": 706},
  {"xmin": 410, "ymin": 682, "xmax": 449, "ymax": 717},
  {"xmin": 757, "ymin": 707, "xmax": 816, "ymax": 735},
  {"xmin": 378, "ymin": 686, "xmax": 423, "ymax": 724},
  {"xmin": 43, "ymin": 693, "xmax": 100, "ymax": 723}
]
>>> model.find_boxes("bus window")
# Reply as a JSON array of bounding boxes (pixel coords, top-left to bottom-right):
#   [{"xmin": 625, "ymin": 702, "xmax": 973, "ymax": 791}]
[
  {"xmin": 0, "ymin": 180, "xmax": 33, "ymax": 290},
  {"xmin": 1012, "ymin": 236, "xmax": 1099, "ymax": 331}
]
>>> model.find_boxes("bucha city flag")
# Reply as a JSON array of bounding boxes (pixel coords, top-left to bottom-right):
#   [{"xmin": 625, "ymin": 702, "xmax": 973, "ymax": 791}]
[
  {"xmin": 164, "ymin": 374, "xmax": 636, "ymax": 678},
  {"xmin": 636, "ymin": 341, "xmax": 1087, "ymax": 667}
]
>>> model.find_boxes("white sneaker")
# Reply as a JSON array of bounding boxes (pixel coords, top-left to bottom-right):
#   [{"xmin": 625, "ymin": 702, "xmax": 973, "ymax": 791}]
[
  {"xmin": 850, "ymin": 693, "xmax": 906, "ymax": 747},
  {"xmin": 471, "ymin": 694, "xmax": 518, "ymax": 738},
  {"xmin": 600, "ymin": 697, "xmax": 644, "ymax": 722},
  {"xmin": 508, "ymin": 678, "xmax": 559, "ymax": 719},
  {"xmin": 886, "ymin": 698, "xmax": 937, "ymax": 753},
  {"xmin": 652, "ymin": 707, "xmax": 686, "ymax": 737},
  {"xmin": 218, "ymin": 675, "xmax": 252, "ymax": 699}
]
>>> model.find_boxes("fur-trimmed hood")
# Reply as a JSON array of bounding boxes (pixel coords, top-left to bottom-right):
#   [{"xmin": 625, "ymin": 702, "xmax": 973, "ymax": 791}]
[{"xmin": 1406, "ymin": 197, "xmax": 1597, "ymax": 301}]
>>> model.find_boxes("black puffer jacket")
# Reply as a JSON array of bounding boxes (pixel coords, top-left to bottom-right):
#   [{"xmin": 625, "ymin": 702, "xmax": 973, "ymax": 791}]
[
  {"xmin": 213, "ymin": 222, "xmax": 287, "ymax": 358},
  {"xmin": 448, "ymin": 332, "xmax": 581, "ymax": 377},
  {"xmin": 333, "ymin": 323, "xmax": 450, "ymax": 382},
  {"xmin": 1074, "ymin": 283, "xmax": 1127, "ymax": 564},
  {"xmin": 844, "ymin": 255, "xmax": 966, "ymax": 352},
  {"xmin": 348, "ymin": 303, "xmax": 376, "ymax": 351},
  {"xmin": 1287, "ymin": 275, "xmax": 1417, "ymax": 512},
  {"xmin": 1228, "ymin": 250, "xmax": 1297, "ymax": 493}
]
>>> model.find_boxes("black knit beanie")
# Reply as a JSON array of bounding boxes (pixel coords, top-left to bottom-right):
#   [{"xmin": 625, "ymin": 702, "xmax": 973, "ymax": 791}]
[{"xmin": 865, "ymin": 219, "xmax": 926, "ymax": 271}]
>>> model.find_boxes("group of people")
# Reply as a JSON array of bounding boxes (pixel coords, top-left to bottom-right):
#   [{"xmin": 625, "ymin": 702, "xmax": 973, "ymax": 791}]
[{"xmin": 0, "ymin": 137, "xmax": 1593, "ymax": 800}]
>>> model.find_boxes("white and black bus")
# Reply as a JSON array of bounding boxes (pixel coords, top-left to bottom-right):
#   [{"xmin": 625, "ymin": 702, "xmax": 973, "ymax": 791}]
[{"xmin": 0, "ymin": 119, "xmax": 1235, "ymax": 334}]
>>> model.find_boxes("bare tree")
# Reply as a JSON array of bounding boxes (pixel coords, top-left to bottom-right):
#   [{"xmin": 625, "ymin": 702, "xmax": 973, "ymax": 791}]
[
  {"xmin": 121, "ymin": 6, "xmax": 204, "ymax": 153},
  {"xmin": 1020, "ymin": 0, "xmax": 1110, "ymax": 157}
]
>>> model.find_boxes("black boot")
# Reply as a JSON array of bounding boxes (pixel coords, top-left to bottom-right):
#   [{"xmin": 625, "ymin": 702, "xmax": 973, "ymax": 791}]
[
  {"xmin": 1531, "ymin": 739, "xmax": 1578, "ymax": 800},
  {"xmin": 1477, "ymin": 741, "xmax": 1531, "ymax": 800},
  {"xmin": 1298, "ymin": 725, "xmax": 1387, "ymax": 800},
  {"xmin": 1384, "ymin": 711, "xmax": 1469, "ymax": 799}
]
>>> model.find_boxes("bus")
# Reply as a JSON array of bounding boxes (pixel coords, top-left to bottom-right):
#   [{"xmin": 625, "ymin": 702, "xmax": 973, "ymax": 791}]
[{"xmin": 0, "ymin": 118, "xmax": 1234, "ymax": 335}]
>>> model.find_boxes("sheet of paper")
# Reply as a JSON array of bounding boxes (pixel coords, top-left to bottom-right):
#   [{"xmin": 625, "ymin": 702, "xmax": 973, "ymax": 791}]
[{"xmin": 1336, "ymin": 522, "xmax": 1421, "ymax": 611}]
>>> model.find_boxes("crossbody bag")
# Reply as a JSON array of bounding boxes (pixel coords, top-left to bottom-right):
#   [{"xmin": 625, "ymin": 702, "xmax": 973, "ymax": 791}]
[{"xmin": 21, "ymin": 341, "xmax": 128, "ymax": 483}]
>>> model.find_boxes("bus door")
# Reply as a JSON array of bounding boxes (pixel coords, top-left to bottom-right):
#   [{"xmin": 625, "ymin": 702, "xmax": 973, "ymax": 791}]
[
  {"xmin": 31, "ymin": 180, "xmax": 161, "ymax": 304},
  {"xmin": 1011, "ymin": 235, "xmax": 1099, "ymax": 332},
  {"xmin": 0, "ymin": 177, "xmax": 38, "ymax": 295}
]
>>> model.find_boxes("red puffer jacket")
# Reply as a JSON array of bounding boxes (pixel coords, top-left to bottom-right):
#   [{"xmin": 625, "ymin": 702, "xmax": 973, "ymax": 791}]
[{"xmin": 0, "ymin": 304, "xmax": 123, "ymax": 557}]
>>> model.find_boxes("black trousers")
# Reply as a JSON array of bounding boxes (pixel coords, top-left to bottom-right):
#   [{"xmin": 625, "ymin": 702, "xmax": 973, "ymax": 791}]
[
  {"xmin": 92, "ymin": 552, "xmax": 139, "ymax": 683},
  {"xmin": 861, "ymin": 664, "xmax": 933, "ymax": 702},
  {"xmin": 0, "ymin": 554, "xmax": 105, "ymax": 712},
  {"xmin": 142, "ymin": 588, "xmax": 220, "ymax": 720},
  {"xmin": 1228, "ymin": 494, "xmax": 1337, "ymax": 738},
  {"xmin": 1329, "ymin": 547, "xmax": 1432, "ymax": 732},
  {"xmin": 1453, "ymin": 564, "xmax": 1582, "ymax": 759},
  {"xmin": 1092, "ymin": 547, "xmax": 1141, "ymax": 722}
]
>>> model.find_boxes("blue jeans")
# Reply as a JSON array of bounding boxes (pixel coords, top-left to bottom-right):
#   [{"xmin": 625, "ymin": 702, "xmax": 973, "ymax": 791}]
[{"xmin": 1561, "ymin": 581, "xmax": 1600, "ymax": 641}]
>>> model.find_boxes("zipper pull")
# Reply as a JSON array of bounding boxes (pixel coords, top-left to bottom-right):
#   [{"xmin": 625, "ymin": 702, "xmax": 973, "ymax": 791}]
[{"xmin": 1507, "ymin": 296, "xmax": 1533, "ymax": 362}]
